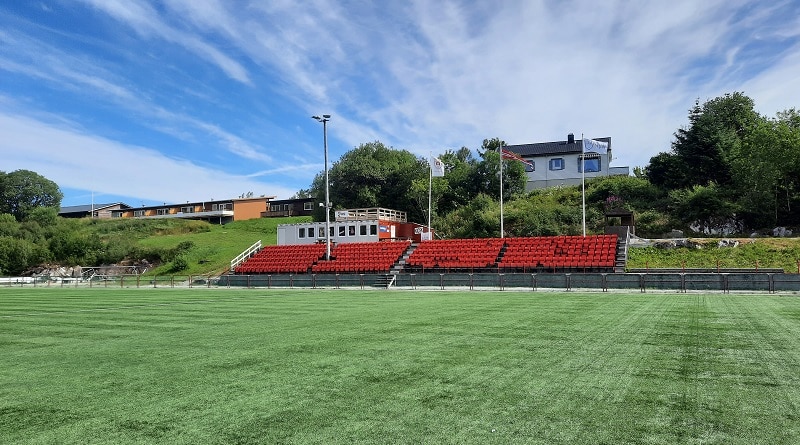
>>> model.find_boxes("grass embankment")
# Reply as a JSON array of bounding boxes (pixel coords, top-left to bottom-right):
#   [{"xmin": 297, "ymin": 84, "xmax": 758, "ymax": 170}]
[
  {"xmin": 110, "ymin": 217, "xmax": 309, "ymax": 276},
  {"xmin": 627, "ymin": 238, "xmax": 800, "ymax": 272},
  {"xmin": 1, "ymin": 289, "xmax": 799, "ymax": 444}
]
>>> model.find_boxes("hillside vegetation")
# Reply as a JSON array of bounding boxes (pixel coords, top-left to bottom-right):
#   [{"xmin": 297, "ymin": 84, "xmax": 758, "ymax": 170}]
[{"xmin": 3, "ymin": 213, "xmax": 800, "ymax": 275}]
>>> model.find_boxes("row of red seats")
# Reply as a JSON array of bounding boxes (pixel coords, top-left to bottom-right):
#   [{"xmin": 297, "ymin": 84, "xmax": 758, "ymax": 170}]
[
  {"xmin": 500, "ymin": 235, "xmax": 617, "ymax": 272},
  {"xmin": 407, "ymin": 239, "xmax": 504, "ymax": 270},
  {"xmin": 237, "ymin": 243, "xmax": 327, "ymax": 274},
  {"xmin": 311, "ymin": 241, "xmax": 410, "ymax": 273}
]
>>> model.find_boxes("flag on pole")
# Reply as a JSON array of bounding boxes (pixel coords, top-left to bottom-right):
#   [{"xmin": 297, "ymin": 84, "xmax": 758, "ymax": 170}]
[
  {"xmin": 582, "ymin": 138, "xmax": 608, "ymax": 153},
  {"xmin": 431, "ymin": 156, "xmax": 445, "ymax": 177},
  {"xmin": 500, "ymin": 148, "xmax": 534, "ymax": 168}
]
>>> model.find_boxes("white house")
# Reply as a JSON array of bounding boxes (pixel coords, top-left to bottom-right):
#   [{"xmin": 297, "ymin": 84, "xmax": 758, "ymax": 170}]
[{"xmin": 505, "ymin": 133, "xmax": 630, "ymax": 191}]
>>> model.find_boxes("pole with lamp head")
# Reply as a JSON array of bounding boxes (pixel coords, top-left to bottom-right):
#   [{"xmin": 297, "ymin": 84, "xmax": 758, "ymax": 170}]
[{"xmin": 312, "ymin": 115, "xmax": 332, "ymax": 259}]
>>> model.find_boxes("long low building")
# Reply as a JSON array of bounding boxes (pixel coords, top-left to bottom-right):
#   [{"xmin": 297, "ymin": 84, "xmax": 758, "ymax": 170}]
[{"xmin": 60, "ymin": 196, "xmax": 276, "ymax": 224}]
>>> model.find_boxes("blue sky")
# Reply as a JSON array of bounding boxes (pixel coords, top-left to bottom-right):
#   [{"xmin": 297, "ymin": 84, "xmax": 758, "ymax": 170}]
[{"xmin": 1, "ymin": 1, "xmax": 799, "ymax": 207}]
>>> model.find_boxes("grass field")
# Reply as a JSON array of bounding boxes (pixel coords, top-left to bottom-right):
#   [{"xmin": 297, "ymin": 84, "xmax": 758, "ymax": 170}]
[{"xmin": 2, "ymin": 289, "xmax": 799, "ymax": 444}]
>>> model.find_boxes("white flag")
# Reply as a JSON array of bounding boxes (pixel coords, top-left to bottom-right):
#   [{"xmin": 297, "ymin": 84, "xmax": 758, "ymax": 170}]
[
  {"xmin": 583, "ymin": 138, "xmax": 609, "ymax": 153},
  {"xmin": 431, "ymin": 156, "xmax": 445, "ymax": 177}
]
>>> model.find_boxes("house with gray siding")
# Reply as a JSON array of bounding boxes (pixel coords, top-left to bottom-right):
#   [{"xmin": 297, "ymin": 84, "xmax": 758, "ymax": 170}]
[{"xmin": 505, "ymin": 133, "xmax": 629, "ymax": 191}]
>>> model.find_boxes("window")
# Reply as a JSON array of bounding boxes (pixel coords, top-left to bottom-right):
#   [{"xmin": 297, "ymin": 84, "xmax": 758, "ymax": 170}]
[
  {"xmin": 360, "ymin": 225, "xmax": 367, "ymax": 236},
  {"xmin": 134, "ymin": 210, "xmax": 146, "ymax": 217},
  {"xmin": 303, "ymin": 202, "xmax": 313, "ymax": 211},
  {"xmin": 308, "ymin": 227, "xmax": 315, "ymax": 238},
  {"xmin": 348, "ymin": 225, "xmax": 356, "ymax": 236},
  {"xmin": 112, "ymin": 211, "xmax": 123, "ymax": 218},
  {"xmin": 299, "ymin": 228, "xmax": 306, "ymax": 238},
  {"xmin": 283, "ymin": 204, "xmax": 290, "ymax": 210},
  {"xmin": 330, "ymin": 226, "xmax": 335, "ymax": 237},
  {"xmin": 370, "ymin": 224, "xmax": 378, "ymax": 236},
  {"xmin": 212, "ymin": 203, "xmax": 231, "ymax": 211},
  {"xmin": 157, "ymin": 208, "xmax": 169, "ymax": 215},
  {"xmin": 578, "ymin": 157, "xmax": 602, "ymax": 173},
  {"xmin": 525, "ymin": 161, "xmax": 535, "ymax": 172},
  {"xmin": 181, "ymin": 206, "xmax": 194, "ymax": 213},
  {"xmin": 338, "ymin": 226, "xmax": 346, "ymax": 237},
  {"xmin": 270, "ymin": 204, "xmax": 279, "ymax": 212},
  {"xmin": 549, "ymin": 158, "xmax": 564, "ymax": 170}
]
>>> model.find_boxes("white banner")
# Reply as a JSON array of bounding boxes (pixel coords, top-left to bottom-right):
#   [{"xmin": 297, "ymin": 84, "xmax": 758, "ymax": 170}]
[
  {"xmin": 583, "ymin": 138, "xmax": 608, "ymax": 153},
  {"xmin": 431, "ymin": 156, "xmax": 445, "ymax": 177}
]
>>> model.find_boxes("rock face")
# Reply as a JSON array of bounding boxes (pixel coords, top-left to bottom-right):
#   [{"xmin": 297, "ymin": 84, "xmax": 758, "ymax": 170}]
[
  {"xmin": 664, "ymin": 229, "xmax": 684, "ymax": 239},
  {"xmin": 29, "ymin": 261, "xmax": 152, "ymax": 278},
  {"xmin": 653, "ymin": 239, "xmax": 703, "ymax": 249},
  {"xmin": 29, "ymin": 265, "xmax": 82, "ymax": 278},
  {"xmin": 689, "ymin": 217, "xmax": 744, "ymax": 236}
]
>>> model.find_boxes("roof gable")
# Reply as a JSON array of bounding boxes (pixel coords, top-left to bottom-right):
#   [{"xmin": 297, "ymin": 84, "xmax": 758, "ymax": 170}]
[{"xmin": 506, "ymin": 137, "xmax": 611, "ymax": 157}]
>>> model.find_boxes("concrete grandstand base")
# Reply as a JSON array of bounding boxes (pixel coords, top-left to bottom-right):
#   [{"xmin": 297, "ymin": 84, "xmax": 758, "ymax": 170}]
[{"xmin": 219, "ymin": 272, "xmax": 800, "ymax": 293}]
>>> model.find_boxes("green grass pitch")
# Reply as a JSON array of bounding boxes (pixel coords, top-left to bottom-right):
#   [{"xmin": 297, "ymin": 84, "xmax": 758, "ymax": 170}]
[{"xmin": 2, "ymin": 288, "xmax": 800, "ymax": 444}]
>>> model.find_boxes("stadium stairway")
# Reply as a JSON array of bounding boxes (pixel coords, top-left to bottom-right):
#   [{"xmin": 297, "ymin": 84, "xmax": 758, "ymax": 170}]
[{"xmin": 390, "ymin": 242, "xmax": 418, "ymax": 274}]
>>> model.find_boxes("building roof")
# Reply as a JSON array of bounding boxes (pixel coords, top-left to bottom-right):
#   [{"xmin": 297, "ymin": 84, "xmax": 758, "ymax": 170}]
[
  {"xmin": 59, "ymin": 203, "xmax": 130, "ymax": 214},
  {"xmin": 270, "ymin": 197, "xmax": 315, "ymax": 204},
  {"xmin": 506, "ymin": 136, "xmax": 611, "ymax": 157}
]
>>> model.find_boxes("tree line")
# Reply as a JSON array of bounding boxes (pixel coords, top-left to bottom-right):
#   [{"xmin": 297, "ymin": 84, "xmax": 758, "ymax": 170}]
[{"xmin": 2, "ymin": 92, "xmax": 798, "ymax": 274}]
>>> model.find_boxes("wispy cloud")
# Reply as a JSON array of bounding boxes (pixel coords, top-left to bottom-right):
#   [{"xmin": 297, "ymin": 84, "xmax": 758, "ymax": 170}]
[
  {"xmin": 0, "ymin": 29, "xmax": 272, "ymax": 164},
  {"xmin": 0, "ymin": 112, "xmax": 295, "ymax": 203},
  {"xmin": 78, "ymin": 0, "xmax": 251, "ymax": 84}
]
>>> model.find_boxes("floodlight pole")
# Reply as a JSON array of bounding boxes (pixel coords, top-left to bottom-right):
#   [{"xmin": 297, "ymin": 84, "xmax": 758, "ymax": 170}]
[
  {"xmin": 499, "ymin": 143, "xmax": 504, "ymax": 238},
  {"xmin": 312, "ymin": 114, "xmax": 332, "ymax": 260}
]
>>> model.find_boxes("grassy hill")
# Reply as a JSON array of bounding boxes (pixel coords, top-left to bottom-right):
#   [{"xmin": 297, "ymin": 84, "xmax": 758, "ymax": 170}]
[{"xmin": 135, "ymin": 217, "xmax": 311, "ymax": 276}]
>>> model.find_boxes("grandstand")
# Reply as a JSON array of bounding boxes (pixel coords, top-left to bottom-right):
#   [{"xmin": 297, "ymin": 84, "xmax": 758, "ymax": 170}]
[{"xmin": 233, "ymin": 234, "xmax": 622, "ymax": 275}]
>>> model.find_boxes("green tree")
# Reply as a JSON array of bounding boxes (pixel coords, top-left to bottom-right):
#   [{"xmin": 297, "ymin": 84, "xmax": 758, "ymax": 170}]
[
  {"xmin": 669, "ymin": 183, "xmax": 739, "ymax": 228},
  {"xmin": 733, "ymin": 109, "xmax": 800, "ymax": 227},
  {"xmin": 0, "ymin": 170, "xmax": 63, "ymax": 221},
  {"xmin": 474, "ymin": 138, "xmax": 527, "ymax": 201},
  {"xmin": 308, "ymin": 141, "xmax": 428, "ymax": 222},
  {"xmin": 646, "ymin": 92, "xmax": 762, "ymax": 191},
  {"xmin": 0, "ymin": 236, "xmax": 40, "ymax": 275}
]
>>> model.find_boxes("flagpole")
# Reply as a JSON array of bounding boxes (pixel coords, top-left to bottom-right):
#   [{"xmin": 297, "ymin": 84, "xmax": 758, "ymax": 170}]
[
  {"xmin": 428, "ymin": 152, "xmax": 433, "ymax": 237},
  {"xmin": 581, "ymin": 133, "xmax": 586, "ymax": 237},
  {"xmin": 499, "ymin": 143, "xmax": 504, "ymax": 238}
]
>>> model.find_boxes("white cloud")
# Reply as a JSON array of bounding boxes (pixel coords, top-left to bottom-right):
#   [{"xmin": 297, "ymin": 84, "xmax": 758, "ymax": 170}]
[{"xmin": 0, "ymin": 112, "xmax": 297, "ymax": 203}]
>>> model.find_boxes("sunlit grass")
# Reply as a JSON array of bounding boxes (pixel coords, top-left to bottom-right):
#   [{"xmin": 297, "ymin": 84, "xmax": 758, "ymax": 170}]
[{"xmin": 2, "ymin": 289, "xmax": 799, "ymax": 444}]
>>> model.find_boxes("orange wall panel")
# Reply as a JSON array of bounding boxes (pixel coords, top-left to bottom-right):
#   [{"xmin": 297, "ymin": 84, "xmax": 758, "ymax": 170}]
[{"xmin": 233, "ymin": 200, "xmax": 267, "ymax": 221}]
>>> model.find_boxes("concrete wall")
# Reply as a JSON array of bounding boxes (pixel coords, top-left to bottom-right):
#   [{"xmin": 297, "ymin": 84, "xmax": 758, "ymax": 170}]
[{"xmin": 220, "ymin": 272, "xmax": 800, "ymax": 292}]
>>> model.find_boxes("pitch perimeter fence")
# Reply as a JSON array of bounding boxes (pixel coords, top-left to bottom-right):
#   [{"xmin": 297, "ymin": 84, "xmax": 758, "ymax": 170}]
[
  {"xmin": 218, "ymin": 272, "xmax": 800, "ymax": 293},
  {"xmin": 3, "ymin": 272, "xmax": 800, "ymax": 293}
]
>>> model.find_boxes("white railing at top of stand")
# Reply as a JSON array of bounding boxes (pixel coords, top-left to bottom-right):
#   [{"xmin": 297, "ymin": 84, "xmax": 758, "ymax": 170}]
[{"xmin": 231, "ymin": 240, "xmax": 262, "ymax": 270}]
